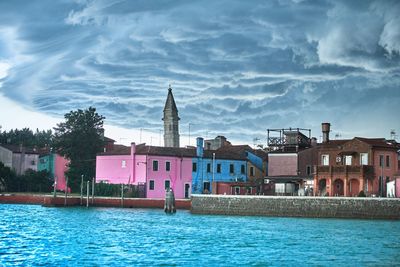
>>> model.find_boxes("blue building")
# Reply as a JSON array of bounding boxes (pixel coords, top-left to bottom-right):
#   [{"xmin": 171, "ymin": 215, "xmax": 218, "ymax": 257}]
[{"xmin": 192, "ymin": 137, "xmax": 265, "ymax": 194}]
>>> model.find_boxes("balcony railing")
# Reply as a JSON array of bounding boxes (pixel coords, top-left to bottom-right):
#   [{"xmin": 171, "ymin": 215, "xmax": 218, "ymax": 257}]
[{"xmin": 315, "ymin": 165, "xmax": 374, "ymax": 176}]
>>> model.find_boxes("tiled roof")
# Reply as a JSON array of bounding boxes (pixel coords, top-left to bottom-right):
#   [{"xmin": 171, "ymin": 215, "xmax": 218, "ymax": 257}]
[
  {"xmin": 99, "ymin": 144, "xmax": 130, "ymax": 155},
  {"xmin": 355, "ymin": 137, "xmax": 398, "ymax": 149},
  {"xmin": 98, "ymin": 143, "xmax": 257, "ymax": 161},
  {"xmin": 0, "ymin": 144, "xmax": 39, "ymax": 154}
]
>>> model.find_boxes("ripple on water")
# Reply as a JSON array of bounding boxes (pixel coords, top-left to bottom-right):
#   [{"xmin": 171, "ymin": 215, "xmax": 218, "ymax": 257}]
[{"xmin": 0, "ymin": 204, "xmax": 400, "ymax": 266}]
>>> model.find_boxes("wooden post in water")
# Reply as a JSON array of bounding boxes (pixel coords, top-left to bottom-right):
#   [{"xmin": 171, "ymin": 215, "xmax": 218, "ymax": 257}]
[
  {"xmin": 53, "ymin": 177, "xmax": 57, "ymax": 198},
  {"xmin": 91, "ymin": 178, "xmax": 95, "ymax": 204},
  {"xmin": 121, "ymin": 184, "xmax": 124, "ymax": 208},
  {"xmin": 80, "ymin": 175, "xmax": 83, "ymax": 206},
  {"xmin": 64, "ymin": 177, "xmax": 68, "ymax": 207},
  {"xmin": 86, "ymin": 181, "xmax": 90, "ymax": 208}
]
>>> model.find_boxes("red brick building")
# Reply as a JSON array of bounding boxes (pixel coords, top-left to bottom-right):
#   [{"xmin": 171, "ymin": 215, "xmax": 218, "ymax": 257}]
[{"xmin": 314, "ymin": 123, "xmax": 399, "ymax": 197}]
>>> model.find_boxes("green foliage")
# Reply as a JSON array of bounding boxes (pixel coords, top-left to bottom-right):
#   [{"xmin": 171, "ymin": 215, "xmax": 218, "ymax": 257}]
[
  {"xmin": 0, "ymin": 162, "xmax": 16, "ymax": 192},
  {"xmin": 95, "ymin": 183, "xmax": 140, "ymax": 198},
  {"xmin": 0, "ymin": 128, "xmax": 53, "ymax": 148},
  {"xmin": 53, "ymin": 107, "xmax": 105, "ymax": 192},
  {"xmin": 0, "ymin": 162, "xmax": 52, "ymax": 193}
]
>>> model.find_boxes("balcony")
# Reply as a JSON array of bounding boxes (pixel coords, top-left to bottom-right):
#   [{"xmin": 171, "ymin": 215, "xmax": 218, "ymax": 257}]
[{"xmin": 315, "ymin": 165, "xmax": 374, "ymax": 177}]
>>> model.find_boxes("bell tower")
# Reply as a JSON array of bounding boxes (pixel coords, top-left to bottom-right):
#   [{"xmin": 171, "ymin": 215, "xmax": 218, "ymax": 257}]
[{"xmin": 163, "ymin": 85, "xmax": 180, "ymax": 147}]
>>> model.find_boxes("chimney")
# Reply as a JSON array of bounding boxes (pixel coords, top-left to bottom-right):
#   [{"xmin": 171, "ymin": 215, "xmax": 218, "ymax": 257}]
[
  {"xmin": 311, "ymin": 137, "xmax": 318, "ymax": 147},
  {"xmin": 196, "ymin": 137, "xmax": 204, "ymax": 158},
  {"xmin": 322, "ymin": 123, "xmax": 331, "ymax": 143},
  {"xmin": 130, "ymin": 142, "xmax": 136, "ymax": 157}
]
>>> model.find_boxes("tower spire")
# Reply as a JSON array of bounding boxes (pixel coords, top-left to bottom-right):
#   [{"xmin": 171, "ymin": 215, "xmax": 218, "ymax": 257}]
[{"xmin": 163, "ymin": 85, "xmax": 180, "ymax": 147}]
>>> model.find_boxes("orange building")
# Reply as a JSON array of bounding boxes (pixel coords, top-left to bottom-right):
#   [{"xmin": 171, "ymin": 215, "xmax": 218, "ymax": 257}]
[{"xmin": 314, "ymin": 123, "xmax": 399, "ymax": 197}]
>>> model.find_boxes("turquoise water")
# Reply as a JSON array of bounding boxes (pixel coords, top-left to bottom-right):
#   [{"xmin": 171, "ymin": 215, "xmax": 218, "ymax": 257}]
[{"xmin": 0, "ymin": 205, "xmax": 399, "ymax": 266}]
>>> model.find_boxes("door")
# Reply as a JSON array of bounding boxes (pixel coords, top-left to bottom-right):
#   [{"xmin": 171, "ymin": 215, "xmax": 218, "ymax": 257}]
[{"xmin": 184, "ymin": 183, "xmax": 190, "ymax": 198}]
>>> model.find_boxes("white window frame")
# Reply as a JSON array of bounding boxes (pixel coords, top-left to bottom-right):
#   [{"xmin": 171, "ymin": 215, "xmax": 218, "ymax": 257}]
[
  {"xmin": 246, "ymin": 187, "xmax": 252, "ymax": 194},
  {"xmin": 250, "ymin": 166, "xmax": 255, "ymax": 176},
  {"xmin": 153, "ymin": 160, "xmax": 158, "ymax": 171},
  {"xmin": 234, "ymin": 186, "xmax": 240, "ymax": 195},
  {"xmin": 121, "ymin": 160, "xmax": 127, "ymax": 168},
  {"xmin": 344, "ymin": 155, "xmax": 352, "ymax": 166},
  {"xmin": 149, "ymin": 180, "xmax": 155, "ymax": 190},
  {"xmin": 360, "ymin": 153, "xmax": 368, "ymax": 165},
  {"xmin": 322, "ymin": 154, "xmax": 329, "ymax": 166}
]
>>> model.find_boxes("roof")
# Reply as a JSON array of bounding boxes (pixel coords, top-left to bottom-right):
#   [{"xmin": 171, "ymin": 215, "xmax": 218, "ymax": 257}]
[
  {"xmin": 0, "ymin": 144, "xmax": 39, "ymax": 154},
  {"xmin": 103, "ymin": 136, "xmax": 116, "ymax": 143},
  {"xmin": 318, "ymin": 137, "xmax": 399, "ymax": 150},
  {"xmin": 98, "ymin": 143, "xmax": 257, "ymax": 161},
  {"xmin": 99, "ymin": 144, "xmax": 130, "ymax": 155},
  {"xmin": 163, "ymin": 87, "xmax": 179, "ymax": 114}
]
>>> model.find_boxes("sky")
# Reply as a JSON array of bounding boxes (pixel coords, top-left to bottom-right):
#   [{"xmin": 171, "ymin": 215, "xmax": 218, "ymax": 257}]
[{"xmin": 0, "ymin": 0, "xmax": 399, "ymax": 147}]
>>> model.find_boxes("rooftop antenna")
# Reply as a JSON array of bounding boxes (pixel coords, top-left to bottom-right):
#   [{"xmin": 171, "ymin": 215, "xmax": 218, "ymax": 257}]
[
  {"xmin": 253, "ymin": 137, "xmax": 260, "ymax": 148},
  {"xmin": 390, "ymin": 129, "xmax": 397, "ymax": 140},
  {"xmin": 335, "ymin": 133, "xmax": 342, "ymax": 140}
]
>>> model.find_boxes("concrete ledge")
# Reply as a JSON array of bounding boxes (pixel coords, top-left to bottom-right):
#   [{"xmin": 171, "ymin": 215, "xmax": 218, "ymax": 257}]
[{"xmin": 190, "ymin": 194, "xmax": 400, "ymax": 219}]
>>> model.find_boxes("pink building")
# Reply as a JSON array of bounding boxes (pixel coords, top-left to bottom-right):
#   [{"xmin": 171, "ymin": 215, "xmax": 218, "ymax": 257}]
[{"xmin": 96, "ymin": 143, "xmax": 194, "ymax": 199}]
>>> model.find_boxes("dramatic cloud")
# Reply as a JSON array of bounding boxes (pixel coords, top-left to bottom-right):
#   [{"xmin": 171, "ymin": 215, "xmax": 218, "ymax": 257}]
[{"xmin": 0, "ymin": 0, "xmax": 399, "ymax": 145}]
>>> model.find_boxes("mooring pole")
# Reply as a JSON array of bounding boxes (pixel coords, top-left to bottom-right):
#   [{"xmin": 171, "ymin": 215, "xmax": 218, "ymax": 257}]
[
  {"xmin": 53, "ymin": 178, "xmax": 57, "ymax": 198},
  {"xmin": 91, "ymin": 178, "xmax": 95, "ymax": 204},
  {"xmin": 80, "ymin": 175, "xmax": 83, "ymax": 206},
  {"xmin": 121, "ymin": 184, "xmax": 124, "ymax": 208},
  {"xmin": 64, "ymin": 177, "xmax": 68, "ymax": 207},
  {"xmin": 86, "ymin": 181, "xmax": 90, "ymax": 208}
]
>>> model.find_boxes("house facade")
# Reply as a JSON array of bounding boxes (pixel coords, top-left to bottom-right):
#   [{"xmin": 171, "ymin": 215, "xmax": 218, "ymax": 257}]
[
  {"xmin": 0, "ymin": 144, "xmax": 39, "ymax": 175},
  {"xmin": 38, "ymin": 153, "xmax": 69, "ymax": 191},
  {"xmin": 314, "ymin": 124, "xmax": 399, "ymax": 197},
  {"xmin": 266, "ymin": 128, "xmax": 316, "ymax": 195},
  {"xmin": 192, "ymin": 137, "xmax": 267, "ymax": 195},
  {"xmin": 96, "ymin": 143, "xmax": 194, "ymax": 199}
]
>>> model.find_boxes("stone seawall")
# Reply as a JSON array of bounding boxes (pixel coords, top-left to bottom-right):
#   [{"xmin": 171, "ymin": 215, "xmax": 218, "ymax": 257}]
[{"xmin": 191, "ymin": 195, "xmax": 400, "ymax": 219}]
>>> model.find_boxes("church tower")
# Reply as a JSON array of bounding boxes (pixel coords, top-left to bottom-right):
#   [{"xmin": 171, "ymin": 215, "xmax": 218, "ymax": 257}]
[{"xmin": 163, "ymin": 85, "xmax": 180, "ymax": 147}]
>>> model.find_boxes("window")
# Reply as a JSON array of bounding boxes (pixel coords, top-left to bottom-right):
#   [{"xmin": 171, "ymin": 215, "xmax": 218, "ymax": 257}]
[
  {"xmin": 241, "ymin": 165, "xmax": 245, "ymax": 174},
  {"xmin": 121, "ymin": 160, "xmax": 126, "ymax": 168},
  {"xmin": 217, "ymin": 164, "xmax": 221, "ymax": 173},
  {"xmin": 192, "ymin": 162, "xmax": 197, "ymax": 172},
  {"xmin": 207, "ymin": 163, "xmax": 211, "ymax": 173},
  {"xmin": 165, "ymin": 161, "xmax": 171, "ymax": 171},
  {"xmin": 360, "ymin": 153, "xmax": 368, "ymax": 165},
  {"xmin": 250, "ymin": 166, "xmax": 255, "ymax": 176},
  {"xmin": 149, "ymin": 180, "xmax": 155, "ymax": 190},
  {"xmin": 322, "ymin": 154, "xmax": 329, "ymax": 166},
  {"xmin": 234, "ymin": 186, "xmax": 240, "ymax": 195},
  {"xmin": 386, "ymin": 155, "xmax": 390, "ymax": 168},
  {"xmin": 246, "ymin": 187, "xmax": 252, "ymax": 194},
  {"xmin": 40, "ymin": 158, "xmax": 46, "ymax": 164},
  {"xmin": 344, "ymin": 155, "xmax": 352, "ymax": 166},
  {"xmin": 31, "ymin": 160, "xmax": 36, "ymax": 165},
  {"xmin": 306, "ymin": 165, "xmax": 312, "ymax": 176},
  {"xmin": 164, "ymin": 180, "xmax": 170, "ymax": 190},
  {"xmin": 229, "ymin": 164, "xmax": 234, "ymax": 174},
  {"xmin": 379, "ymin": 155, "xmax": 384, "ymax": 167},
  {"xmin": 153, "ymin": 160, "xmax": 158, "ymax": 171}
]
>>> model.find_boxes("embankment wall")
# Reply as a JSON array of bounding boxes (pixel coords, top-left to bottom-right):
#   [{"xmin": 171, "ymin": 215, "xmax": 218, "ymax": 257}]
[
  {"xmin": 191, "ymin": 195, "xmax": 400, "ymax": 219},
  {"xmin": 0, "ymin": 194, "xmax": 191, "ymax": 210}
]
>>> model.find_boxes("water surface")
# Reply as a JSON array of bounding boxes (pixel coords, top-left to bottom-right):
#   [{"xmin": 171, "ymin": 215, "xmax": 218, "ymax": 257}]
[{"xmin": 0, "ymin": 204, "xmax": 399, "ymax": 266}]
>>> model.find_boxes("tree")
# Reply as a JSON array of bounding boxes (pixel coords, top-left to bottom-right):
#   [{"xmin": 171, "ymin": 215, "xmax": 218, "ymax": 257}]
[
  {"xmin": 53, "ymin": 107, "xmax": 105, "ymax": 191},
  {"xmin": 0, "ymin": 162, "xmax": 16, "ymax": 192}
]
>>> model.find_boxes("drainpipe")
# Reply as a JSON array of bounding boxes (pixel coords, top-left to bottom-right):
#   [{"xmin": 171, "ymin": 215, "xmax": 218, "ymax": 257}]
[{"xmin": 131, "ymin": 142, "xmax": 136, "ymax": 184}]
